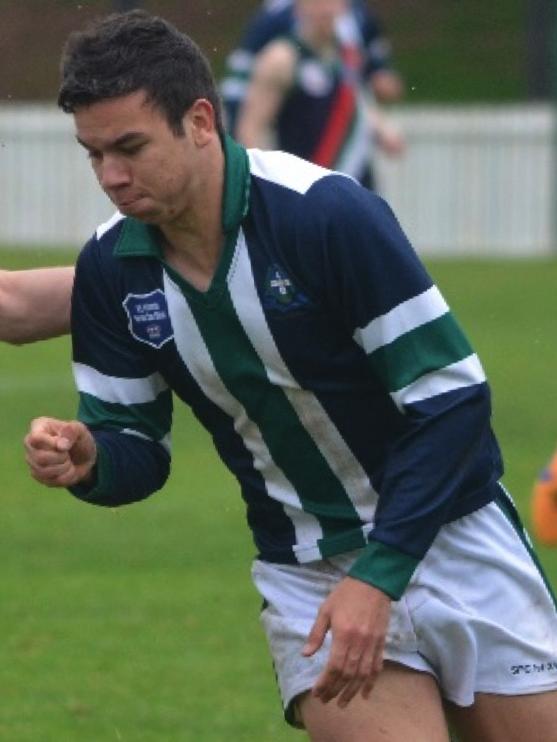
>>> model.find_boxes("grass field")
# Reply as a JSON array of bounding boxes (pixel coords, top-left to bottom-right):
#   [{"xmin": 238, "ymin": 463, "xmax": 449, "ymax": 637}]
[{"xmin": 2, "ymin": 248, "xmax": 557, "ymax": 741}]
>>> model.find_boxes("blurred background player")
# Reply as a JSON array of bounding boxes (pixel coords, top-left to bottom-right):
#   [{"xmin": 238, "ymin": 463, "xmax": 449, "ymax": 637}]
[
  {"xmin": 221, "ymin": 0, "xmax": 404, "ymax": 135},
  {"xmin": 235, "ymin": 0, "xmax": 404, "ymax": 189},
  {"xmin": 532, "ymin": 447, "xmax": 557, "ymax": 545}
]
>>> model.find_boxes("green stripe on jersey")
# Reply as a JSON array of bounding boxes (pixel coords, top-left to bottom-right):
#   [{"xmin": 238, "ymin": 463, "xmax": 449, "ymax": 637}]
[
  {"xmin": 367, "ymin": 312, "xmax": 473, "ymax": 393},
  {"xmin": 348, "ymin": 540, "xmax": 420, "ymax": 600},
  {"xmin": 496, "ymin": 489, "xmax": 557, "ymax": 611},
  {"xmin": 184, "ymin": 286, "xmax": 362, "ymax": 536},
  {"xmin": 78, "ymin": 390, "xmax": 172, "ymax": 442}
]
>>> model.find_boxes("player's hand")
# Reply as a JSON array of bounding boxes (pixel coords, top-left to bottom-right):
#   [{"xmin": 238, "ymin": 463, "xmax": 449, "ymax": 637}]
[
  {"xmin": 302, "ymin": 576, "xmax": 391, "ymax": 708},
  {"xmin": 377, "ymin": 125, "xmax": 405, "ymax": 157},
  {"xmin": 24, "ymin": 417, "xmax": 97, "ymax": 488}
]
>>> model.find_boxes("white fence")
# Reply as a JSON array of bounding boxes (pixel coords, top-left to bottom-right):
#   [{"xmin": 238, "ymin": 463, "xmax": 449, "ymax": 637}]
[
  {"xmin": 376, "ymin": 105, "xmax": 555, "ymax": 256},
  {"xmin": 0, "ymin": 105, "xmax": 113, "ymax": 248},
  {"xmin": 0, "ymin": 103, "xmax": 555, "ymax": 255}
]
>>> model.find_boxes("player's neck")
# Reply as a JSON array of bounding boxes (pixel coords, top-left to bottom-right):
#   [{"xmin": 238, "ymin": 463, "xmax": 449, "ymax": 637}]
[{"xmin": 159, "ymin": 145, "xmax": 225, "ymax": 292}]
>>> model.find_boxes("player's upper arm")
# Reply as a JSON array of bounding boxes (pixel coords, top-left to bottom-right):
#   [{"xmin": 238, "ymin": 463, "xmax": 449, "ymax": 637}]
[
  {"xmin": 0, "ymin": 266, "xmax": 74, "ymax": 345},
  {"xmin": 236, "ymin": 40, "xmax": 296, "ymax": 148}
]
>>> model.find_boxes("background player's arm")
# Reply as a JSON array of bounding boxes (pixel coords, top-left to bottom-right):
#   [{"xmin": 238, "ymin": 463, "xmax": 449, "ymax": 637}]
[
  {"xmin": 367, "ymin": 104, "xmax": 405, "ymax": 157},
  {"xmin": 0, "ymin": 266, "xmax": 73, "ymax": 344},
  {"xmin": 235, "ymin": 40, "xmax": 296, "ymax": 149}
]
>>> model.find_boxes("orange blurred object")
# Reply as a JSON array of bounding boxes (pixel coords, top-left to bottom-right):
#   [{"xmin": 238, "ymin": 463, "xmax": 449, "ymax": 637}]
[{"xmin": 532, "ymin": 450, "xmax": 557, "ymax": 545}]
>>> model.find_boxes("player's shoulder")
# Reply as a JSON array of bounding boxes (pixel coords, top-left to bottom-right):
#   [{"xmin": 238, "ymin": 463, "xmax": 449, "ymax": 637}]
[
  {"xmin": 89, "ymin": 212, "xmax": 125, "ymax": 252},
  {"xmin": 247, "ymin": 148, "xmax": 388, "ymax": 220},
  {"xmin": 248, "ymin": 148, "xmax": 342, "ymax": 195},
  {"xmin": 303, "ymin": 166, "xmax": 391, "ymax": 231},
  {"xmin": 77, "ymin": 211, "xmax": 126, "ymax": 273},
  {"xmin": 257, "ymin": 35, "xmax": 298, "ymax": 67},
  {"xmin": 242, "ymin": 2, "xmax": 294, "ymax": 52}
]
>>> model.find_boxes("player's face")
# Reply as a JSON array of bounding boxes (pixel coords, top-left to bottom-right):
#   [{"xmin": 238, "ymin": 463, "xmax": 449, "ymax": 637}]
[
  {"xmin": 296, "ymin": 0, "xmax": 348, "ymax": 39},
  {"xmin": 74, "ymin": 90, "xmax": 206, "ymax": 225}
]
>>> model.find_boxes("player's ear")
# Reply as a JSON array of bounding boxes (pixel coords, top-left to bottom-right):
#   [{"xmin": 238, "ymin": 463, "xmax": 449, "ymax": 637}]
[{"xmin": 185, "ymin": 99, "xmax": 216, "ymax": 146}]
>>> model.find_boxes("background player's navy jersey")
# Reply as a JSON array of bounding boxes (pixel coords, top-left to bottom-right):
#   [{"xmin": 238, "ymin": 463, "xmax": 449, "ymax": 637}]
[{"xmin": 221, "ymin": 0, "xmax": 393, "ymax": 134}]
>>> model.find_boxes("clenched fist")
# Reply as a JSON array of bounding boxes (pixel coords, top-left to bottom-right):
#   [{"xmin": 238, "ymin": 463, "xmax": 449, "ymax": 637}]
[{"xmin": 24, "ymin": 417, "xmax": 97, "ymax": 488}]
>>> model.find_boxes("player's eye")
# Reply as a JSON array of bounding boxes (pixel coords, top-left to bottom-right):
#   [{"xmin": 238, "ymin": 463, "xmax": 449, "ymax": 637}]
[{"xmin": 120, "ymin": 143, "xmax": 144, "ymax": 157}]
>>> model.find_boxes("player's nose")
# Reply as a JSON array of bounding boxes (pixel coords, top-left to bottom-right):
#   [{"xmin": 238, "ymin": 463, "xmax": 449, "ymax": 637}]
[{"xmin": 98, "ymin": 156, "xmax": 132, "ymax": 190}]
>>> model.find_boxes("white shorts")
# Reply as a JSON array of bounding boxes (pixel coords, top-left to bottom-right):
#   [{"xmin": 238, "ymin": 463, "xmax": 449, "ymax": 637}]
[{"xmin": 251, "ymin": 493, "xmax": 557, "ymax": 726}]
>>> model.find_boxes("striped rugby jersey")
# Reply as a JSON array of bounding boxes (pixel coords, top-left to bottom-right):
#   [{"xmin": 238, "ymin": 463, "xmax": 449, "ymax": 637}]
[
  {"xmin": 275, "ymin": 36, "xmax": 373, "ymax": 187},
  {"xmin": 70, "ymin": 136, "xmax": 503, "ymax": 599}
]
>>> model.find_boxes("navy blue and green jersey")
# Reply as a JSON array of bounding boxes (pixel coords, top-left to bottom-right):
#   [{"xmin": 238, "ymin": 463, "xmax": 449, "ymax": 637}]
[
  {"xmin": 70, "ymin": 136, "xmax": 503, "ymax": 600},
  {"xmin": 221, "ymin": 0, "xmax": 393, "ymax": 135}
]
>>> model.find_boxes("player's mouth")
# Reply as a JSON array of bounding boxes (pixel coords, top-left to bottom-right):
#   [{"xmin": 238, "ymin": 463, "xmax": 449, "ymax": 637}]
[{"xmin": 114, "ymin": 195, "xmax": 146, "ymax": 211}]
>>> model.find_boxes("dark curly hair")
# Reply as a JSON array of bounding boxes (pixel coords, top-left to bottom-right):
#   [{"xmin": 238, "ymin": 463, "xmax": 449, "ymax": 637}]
[{"xmin": 58, "ymin": 10, "xmax": 224, "ymax": 137}]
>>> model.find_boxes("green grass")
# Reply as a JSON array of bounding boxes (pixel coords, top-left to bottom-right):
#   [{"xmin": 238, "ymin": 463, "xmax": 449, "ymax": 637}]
[{"xmin": 2, "ymin": 248, "xmax": 557, "ymax": 740}]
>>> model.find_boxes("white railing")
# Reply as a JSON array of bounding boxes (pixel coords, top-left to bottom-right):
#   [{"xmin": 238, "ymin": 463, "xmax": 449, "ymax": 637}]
[
  {"xmin": 0, "ymin": 104, "xmax": 113, "ymax": 248},
  {"xmin": 376, "ymin": 105, "xmax": 555, "ymax": 256},
  {"xmin": 0, "ymin": 103, "xmax": 555, "ymax": 255}
]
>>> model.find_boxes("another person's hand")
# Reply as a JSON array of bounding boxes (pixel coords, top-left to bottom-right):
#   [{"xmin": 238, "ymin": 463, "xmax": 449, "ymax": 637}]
[
  {"xmin": 24, "ymin": 417, "xmax": 97, "ymax": 488},
  {"xmin": 302, "ymin": 576, "xmax": 391, "ymax": 708},
  {"xmin": 368, "ymin": 107, "xmax": 406, "ymax": 157},
  {"xmin": 377, "ymin": 123, "xmax": 405, "ymax": 157}
]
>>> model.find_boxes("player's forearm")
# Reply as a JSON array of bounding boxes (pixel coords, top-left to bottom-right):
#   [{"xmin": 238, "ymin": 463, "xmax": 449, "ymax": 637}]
[
  {"xmin": 353, "ymin": 383, "xmax": 501, "ymax": 599},
  {"xmin": 69, "ymin": 430, "xmax": 171, "ymax": 507},
  {"xmin": 0, "ymin": 267, "xmax": 73, "ymax": 344}
]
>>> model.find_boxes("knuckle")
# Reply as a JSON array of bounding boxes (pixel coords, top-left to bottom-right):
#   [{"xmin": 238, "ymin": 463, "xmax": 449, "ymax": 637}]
[{"xmin": 340, "ymin": 670, "xmax": 354, "ymax": 683}]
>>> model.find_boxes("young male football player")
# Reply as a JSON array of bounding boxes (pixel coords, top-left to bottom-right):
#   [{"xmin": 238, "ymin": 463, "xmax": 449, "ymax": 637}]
[{"xmin": 24, "ymin": 11, "xmax": 557, "ymax": 741}]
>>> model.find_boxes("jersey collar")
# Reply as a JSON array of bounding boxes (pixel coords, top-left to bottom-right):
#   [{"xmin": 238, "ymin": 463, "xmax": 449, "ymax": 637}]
[{"xmin": 113, "ymin": 134, "xmax": 250, "ymax": 260}]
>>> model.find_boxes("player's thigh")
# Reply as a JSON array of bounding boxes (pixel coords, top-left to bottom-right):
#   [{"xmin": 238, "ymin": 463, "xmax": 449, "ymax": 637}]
[
  {"xmin": 298, "ymin": 661, "xmax": 450, "ymax": 742},
  {"xmin": 447, "ymin": 689, "xmax": 557, "ymax": 742}
]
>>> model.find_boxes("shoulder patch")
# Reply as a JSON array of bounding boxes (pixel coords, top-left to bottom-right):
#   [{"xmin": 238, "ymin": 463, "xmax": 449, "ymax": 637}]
[{"xmin": 123, "ymin": 289, "xmax": 174, "ymax": 349}]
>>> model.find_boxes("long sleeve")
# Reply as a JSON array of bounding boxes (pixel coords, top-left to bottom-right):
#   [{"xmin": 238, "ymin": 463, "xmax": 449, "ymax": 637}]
[
  {"xmin": 68, "ymin": 237, "xmax": 172, "ymax": 507},
  {"xmin": 297, "ymin": 177, "xmax": 502, "ymax": 597}
]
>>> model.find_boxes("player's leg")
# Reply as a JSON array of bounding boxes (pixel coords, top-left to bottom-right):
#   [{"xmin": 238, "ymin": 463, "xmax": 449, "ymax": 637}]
[
  {"xmin": 404, "ymin": 491, "xmax": 557, "ymax": 742},
  {"xmin": 251, "ymin": 556, "xmax": 445, "ymax": 737},
  {"xmin": 297, "ymin": 660, "xmax": 450, "ymax": 742},
  {"xmin": 446, "ymin": 689, "xmax": 557, "ymax": 742}
]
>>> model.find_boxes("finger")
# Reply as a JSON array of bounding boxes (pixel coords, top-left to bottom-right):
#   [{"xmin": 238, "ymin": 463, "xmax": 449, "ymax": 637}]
[
  {"xmin": 302, "ymin": 609, "xmax": 330, "ymax": 657},
  {"xmin": 24, "ymin": 430, "xmax": 60, "ymax": 453},
  {"xmin": 28, "ymin": 417, "xmax": 68, "ymax": 441},
  {"xmin": 56, "ymin": 421, "xmax": 83, "ymax": 451},
  {"xmin": 28, "ymin": 457, "xmax": 73, "ymax": 482},
  {"xmin": 334, "ymin": 643, "xmax": 371, "ymax": 707},
  {"xmin": 361, "ymin": 639, "xmax": 385, "ymax": 699},
  {"xmin": 29, "ymin": 417, "xmax": 58, "ymax": 434},
  {"xmin": 25, "ymin": 448, "xmax": 69, "ymax": 468},
  {"xmin": 29, "ymin": 460, "xmax": 83, "ymax": 488},
  {"xmin": 337, "ymin": 674, "xmax": 364, "ymax": 708},
  {"xmin": 336, "ymin": 646, "xmax": 376, "ymax": 707},
  {"xmin": 312, "ymin": 638, "xmax": 350, "ymax": 702}
]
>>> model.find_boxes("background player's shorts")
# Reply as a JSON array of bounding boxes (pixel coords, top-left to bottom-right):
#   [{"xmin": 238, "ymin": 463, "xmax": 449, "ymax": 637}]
[{"xmin": 251, "ymin": 490, "xmax": 557, "ymax": 727}]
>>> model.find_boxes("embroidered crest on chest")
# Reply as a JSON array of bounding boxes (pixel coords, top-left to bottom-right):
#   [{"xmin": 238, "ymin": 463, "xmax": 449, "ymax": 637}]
[{"xmin": 122, "ymin": 289, "xmax": 174, "ymax": 349}]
